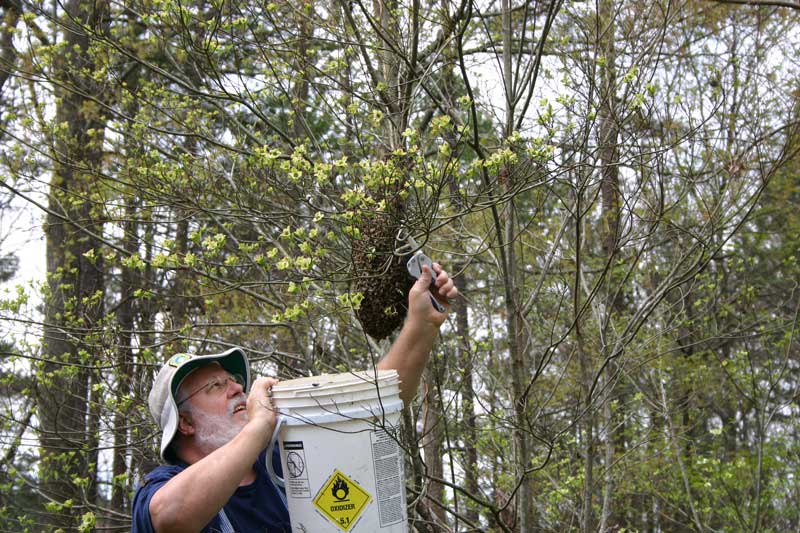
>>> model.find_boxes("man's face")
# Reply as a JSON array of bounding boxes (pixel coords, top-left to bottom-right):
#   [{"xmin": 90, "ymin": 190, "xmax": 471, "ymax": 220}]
[{"xmin": 177, "ymin": 362, "xmax": 249, "ymax": 453}]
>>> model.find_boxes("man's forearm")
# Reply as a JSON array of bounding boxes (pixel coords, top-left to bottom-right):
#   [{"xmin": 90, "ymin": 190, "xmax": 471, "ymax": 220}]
[{"xmin": 378, "ymin": 318, "xmax": 438, "ymax": 405}]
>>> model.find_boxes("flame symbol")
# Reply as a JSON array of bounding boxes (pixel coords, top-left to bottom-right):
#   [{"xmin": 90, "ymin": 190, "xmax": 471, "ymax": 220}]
[{"xmin": 332, "ymin": 476, "xmax": 350, "ymax": 501}]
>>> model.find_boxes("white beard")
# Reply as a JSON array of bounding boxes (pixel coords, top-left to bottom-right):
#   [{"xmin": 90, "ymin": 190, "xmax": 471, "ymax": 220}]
[{"xmin": 191, "ymin": 398, "xmax": 248, "ymax": 455}]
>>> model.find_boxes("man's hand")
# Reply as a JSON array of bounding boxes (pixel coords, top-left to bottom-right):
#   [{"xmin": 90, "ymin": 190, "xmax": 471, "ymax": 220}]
[
  {"xmin": 407, "ymin": 262, "xmax": 459, "ymax": 330},
  {"xmin": 245, "ymin": 376, "xmax": 279, "ymax": 449}
]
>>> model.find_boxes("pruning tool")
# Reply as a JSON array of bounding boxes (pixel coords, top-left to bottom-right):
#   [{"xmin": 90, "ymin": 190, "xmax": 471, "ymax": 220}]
[{"xmin": 396, "ymin": 228, "xmax": 446, "ymax": 313}]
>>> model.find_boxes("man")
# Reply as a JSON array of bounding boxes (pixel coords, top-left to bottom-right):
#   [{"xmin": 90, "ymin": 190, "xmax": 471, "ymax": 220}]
[{"xmin": 132, "ymin": 263, "xmax": 458, "ymax": 532}]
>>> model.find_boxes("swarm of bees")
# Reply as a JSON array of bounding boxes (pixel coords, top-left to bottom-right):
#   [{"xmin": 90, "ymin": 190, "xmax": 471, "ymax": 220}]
[{"xmin": 351, "ymin": 203, "xmax": 413, "ymax": 341}]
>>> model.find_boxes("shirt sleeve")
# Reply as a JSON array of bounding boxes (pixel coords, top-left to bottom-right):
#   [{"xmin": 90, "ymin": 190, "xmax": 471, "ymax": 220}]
[{"xmin": 131, "ymin": 466, "xmax": 183, "ymax": 533}]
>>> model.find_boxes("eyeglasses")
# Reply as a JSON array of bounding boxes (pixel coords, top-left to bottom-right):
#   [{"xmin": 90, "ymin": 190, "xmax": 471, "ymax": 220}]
[{"xmin": 176, "ymin": 373, "xmax": 245, "ymax": 408}]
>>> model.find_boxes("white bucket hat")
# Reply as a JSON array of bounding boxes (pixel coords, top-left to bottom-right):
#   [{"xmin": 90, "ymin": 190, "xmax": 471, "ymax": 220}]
[{"xmin": 148, "ymin": 347, "xmax": 251, "ymax": 462}]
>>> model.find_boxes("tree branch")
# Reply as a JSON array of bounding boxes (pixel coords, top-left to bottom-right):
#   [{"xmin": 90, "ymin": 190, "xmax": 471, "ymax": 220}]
[{"xmin": 710, "ymin": 0, "xmax": 800, "ymax": 9}]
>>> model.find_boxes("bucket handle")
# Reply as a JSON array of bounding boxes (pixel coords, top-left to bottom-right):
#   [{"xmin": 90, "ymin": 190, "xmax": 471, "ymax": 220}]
[{"xmin": 265, "ymin": 415, "xmax": 286, "ymax": 489}]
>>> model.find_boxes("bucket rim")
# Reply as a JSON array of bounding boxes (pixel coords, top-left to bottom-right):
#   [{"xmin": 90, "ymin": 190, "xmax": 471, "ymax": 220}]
[
  {"xmin": 272, "ymin": 369, "xmax": 400, "ymax": 394},
  {"xmin": 272, "ymin": 381, "xmax": 400, "ymax": 398},
  {"xmin": 278, "ymin": 398, "xmax": 404, "ymax": 426}
]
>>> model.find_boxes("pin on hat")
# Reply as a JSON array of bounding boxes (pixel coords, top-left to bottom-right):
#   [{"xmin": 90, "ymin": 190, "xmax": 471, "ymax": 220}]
[{"xmin": 148, "ymin": 347, "xmax": 251, "ymax": 462}]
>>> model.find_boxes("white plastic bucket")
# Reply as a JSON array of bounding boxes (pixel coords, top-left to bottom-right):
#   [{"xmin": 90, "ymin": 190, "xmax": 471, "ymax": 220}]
[{"xmin": 270, "ymin": 370, "xmax": 408, "ymax": 532}]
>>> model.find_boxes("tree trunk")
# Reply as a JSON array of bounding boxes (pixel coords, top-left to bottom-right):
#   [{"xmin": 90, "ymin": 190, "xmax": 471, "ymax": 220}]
[
  {"xmin": 579, "ymin": 336, "xmax": 595, "ymax": 533},
  {"xmin": 292, "ymin": 0, "xmax": 314, "ymax": 141},
  {"xmin": 500, "ymin": 0, "xmax": 531, "ymax": 527},
  {"xmin": 573, "ymin": 172, "xmax": 595, "ymax": 533},
  {"xmin": 111, "ymin": 196, "xmax": 138, "ymax": 513},
  {"xmin": 0, "ymin": 1, "xmax": 22, "ymax": 117},
  {"xmin": 454, "ymin": 266, "xmax": 480, "ymax": 526},
  {"xmin": 422, "ymin": 364, "xmax": 447, "ymax": 530},
  {"xmin": 131, "ymin": 212, "xmax": 161, "ymax": 477},
  {"xmin": 38, "ymin": 0, "xmax": 108, "ymax": 528},
  {"xmin": 597, "ymin": 0, "xmax": 624, "ymax": 529},
  {"xmin": 508, "ymin": 211, "xmax": 532, "ymax": 533}
]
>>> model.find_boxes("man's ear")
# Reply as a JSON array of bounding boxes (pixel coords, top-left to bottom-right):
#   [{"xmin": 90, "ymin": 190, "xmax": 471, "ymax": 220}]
[{"xmin": 177, "ymin": 411, "xmax": 195, "ymax": 437}]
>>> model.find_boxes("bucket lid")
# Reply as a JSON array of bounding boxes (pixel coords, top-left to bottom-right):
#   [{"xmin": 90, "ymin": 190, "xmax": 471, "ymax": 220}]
[
  {"xmin": 272, "ymin": 370, "xmax": 402, "ymax": 424},
  {"xmin": 271, "ymin": 369, "xmax": 400, "ymax": 398}
]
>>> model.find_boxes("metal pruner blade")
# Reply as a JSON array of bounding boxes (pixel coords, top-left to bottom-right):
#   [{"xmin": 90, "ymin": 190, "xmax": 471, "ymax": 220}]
[{"xmin": 396, "ymin": 228, "xmax": 445, "ymax": 313}]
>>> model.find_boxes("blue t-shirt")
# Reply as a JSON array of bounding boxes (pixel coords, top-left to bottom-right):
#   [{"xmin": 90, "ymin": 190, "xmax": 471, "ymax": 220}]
[{"xmin": 132, "ymin": 448, "xmax": 291, "ymax": 532}]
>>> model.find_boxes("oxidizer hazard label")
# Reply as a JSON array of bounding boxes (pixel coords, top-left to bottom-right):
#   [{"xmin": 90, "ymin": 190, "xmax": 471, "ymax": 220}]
[{"xmin": 313, "ymin": 469, "xmax": 372, "ymax": 531}]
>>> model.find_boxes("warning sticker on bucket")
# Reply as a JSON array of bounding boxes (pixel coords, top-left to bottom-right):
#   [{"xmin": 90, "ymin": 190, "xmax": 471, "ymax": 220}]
[
  {"xmin": 313, "ymin": 469, "xmax": 372, "ymax": 531},
  {"xmin": 370, "ymin": 429, "xmax": 405, "ymax": 526},
  {"xmin": 282, "ymin": 441, "xmax": 310, "ymax": 498}
]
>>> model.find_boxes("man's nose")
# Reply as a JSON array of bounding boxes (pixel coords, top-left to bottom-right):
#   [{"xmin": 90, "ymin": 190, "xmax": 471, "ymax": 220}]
[{"xmin": 227, "ymin": 377, "xmax": 244, "ymax": 396}]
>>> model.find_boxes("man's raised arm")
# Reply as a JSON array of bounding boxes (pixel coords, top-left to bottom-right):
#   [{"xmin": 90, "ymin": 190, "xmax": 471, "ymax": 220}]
[{"xmin": 378, "ymin": 263, "xmax": 458, "ymax": 404}]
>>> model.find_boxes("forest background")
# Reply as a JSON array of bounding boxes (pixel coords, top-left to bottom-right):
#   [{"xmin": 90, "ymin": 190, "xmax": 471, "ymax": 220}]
[{"xmin": 0, "ymin": 0, "xmax": 799, "ymax": 531}]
